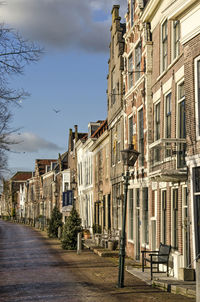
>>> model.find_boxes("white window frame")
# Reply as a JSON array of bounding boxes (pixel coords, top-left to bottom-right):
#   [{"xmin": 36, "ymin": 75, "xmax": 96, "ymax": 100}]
[
  {"xmin": 151, "ymin": 190, "xmax": 157, "ymax": 250},
  {"xmin": 195, "ymin": 55, "xmax": 200, "ymax": 140},
  {"xmin": 135, "ymin": 41, "xmax": 142, "ymax": 83},
  {"xmin": 165, "ymin": 91, "xmax": 172, "ymax": 139},
  {"xmin": 128, "ymin": 188, "xmax": 134, "ymax": 242},
  {"xmin": 172, "ymin": 20, "xmax": 180, "ymax": 61},
  {"xmin": 154, "ymin": 101, "xmax": 161, "ymax": 141},
  {"xmin": 171, "ymin": 187, "xmax": 179, "ymax": 250},
  {"xmin": 161, "ymin": 19, "xmax": 168, "ymax": 72},
  {"xmin": 182, "ymin": 186, "xmax": 189, "ymax": 267},
  {"xmin": 116, "ymin": 123, "xmax": 121, "ymax": 164},
  {"xmin": 128, "ymin": 53, "xmax": 133, "ymax": 89},
  {"xmin": 135, "ymin": 187, "xmax": 141, "ymax": 258},
  {"xmin": 161, "ymin": 189, "xmax": 167, "ymax": 245},
  {"xmin": 137, "ymin": 105, "xmax": 144, "ymax": 166},
  {"xmin": 128, "ymin": 114, "xmax": 133, "ymax": 144},
  {"xmin": 176, "ymin": 80, "xmax": 185, "ymax": 139},
  {"xmin": 142, "ymin": 187, "xmax": 149, "ymax": 246}
]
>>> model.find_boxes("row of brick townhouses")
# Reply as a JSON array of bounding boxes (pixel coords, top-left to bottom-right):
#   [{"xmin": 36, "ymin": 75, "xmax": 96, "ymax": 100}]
[
  {"xmin": 120, "ymin": 0, "xmax": 200, "ymax": 279},
  {"xmin": 106, "ymin": 0, "xmax": 200, "ymax": 278},
  {"xmin": 0, "ymin": 127, "xmax": 86, "ymax": 224},
  {"xmin": 0, "ymin": 0, "xmax": 200, "ymax": 280}
]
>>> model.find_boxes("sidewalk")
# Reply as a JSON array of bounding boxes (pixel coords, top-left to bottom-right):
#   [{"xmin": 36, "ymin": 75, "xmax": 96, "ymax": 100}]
[
  {"xmin": 84, "ymin": 239, "xmax": 196, "ymax": 299},
  {"xmin": 126, "ymin": 266, "xmax": 196, "ymax": 299}
]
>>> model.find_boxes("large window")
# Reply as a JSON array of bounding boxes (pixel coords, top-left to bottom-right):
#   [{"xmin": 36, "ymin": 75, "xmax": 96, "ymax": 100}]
[
  {"xmin": 165, "ymin": 92, "xmax": 171, "ymax": 157},
  {"xmin": 138, "ymin": 108, "xmax": 144, "ymax": 166},
  {"xmin": 128, "ymin": 189, "xmax": 134, "ymax": 241},
  {"xmin": 128, "ymin": 54, "xmax": 133, "ymax": 89},
  {"xmin": 195, "ymin": 56, "xmax": 200, "ymax": 138},
  {"xmin": 154, "ymin": 102, "xmax": 161, "ymax": 161},
  {"xmin": 194, "ymin": 167, "xmax": 200, "ymax": 257},
  {"xmin": 111, "ymin": 131, "xmax": 115, "ymax": 166},
  {"xmin": 166, "ymin": 93, "xmax": 171, "ymax": 138},
  {"xmin": 162, "ymin": 190, "xmax": 167, "ymax": 244},
  {"xmin": 177, "ymin": 82, "xmax": 186, "ymax": 168},
  {"xmin": 162, "ymin": 20, "xmax": 168, "ymax": 72},
  {"xmin": 143, "ymin": 188, "xmax": 149, "ymax": 245},
  {"xmin": 129, "ymin": 115, "xmax": 133, "ymax": 144},
  {"xmin": 135, "ymin": 188, "xmax": 140, "ymax": 260},
  {"xmin": 182, "ymin": 187, "xmax": 190, "ymax": 266},
  {"xmin": 116, "ymin": 124, "xmax": 121, "ymax": 163},
  {"xmin": 135, "ymin": 42, "xmax": 142, "ymax": 82},
  {"xmin": 172, "ymin": 189, "xmax": 178, "ymax": 250},
  {"xmin": 178, "ymin": 82, "xmax": 186, "ymax": 139},
  {"xmin": 173, "ymin": 21, "xmax": 180, "ymax": 59},
  {"xmin": 155, "ymin": 102, "xmax": 160, "ymax": 140}
]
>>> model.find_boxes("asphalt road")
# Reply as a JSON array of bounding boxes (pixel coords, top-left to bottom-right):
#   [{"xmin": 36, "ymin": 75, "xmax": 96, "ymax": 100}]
[{"xmin": 0, "ymin": 220, "xmax": 195, "ymax": 302}]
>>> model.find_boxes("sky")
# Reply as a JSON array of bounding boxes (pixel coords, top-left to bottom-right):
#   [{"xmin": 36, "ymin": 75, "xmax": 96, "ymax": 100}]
[{"xmin": 0, "ymin": 0, "xmax": 126, "ymax": 175}]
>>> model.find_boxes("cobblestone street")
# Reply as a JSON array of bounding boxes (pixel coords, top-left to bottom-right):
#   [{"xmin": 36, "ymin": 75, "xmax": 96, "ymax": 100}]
[{"xmin": 0, "ymin": 220, "xmax": 195, "ymax": 302}]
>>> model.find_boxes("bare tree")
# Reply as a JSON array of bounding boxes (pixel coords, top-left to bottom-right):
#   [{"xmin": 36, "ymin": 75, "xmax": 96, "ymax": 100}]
[
  {"xmin": 0, "ymin": 24, "xmax": 43, "ymax": 178},
  {"xmin": 0, "ymin": 24, "xmax": 43, "ymax": 104}
]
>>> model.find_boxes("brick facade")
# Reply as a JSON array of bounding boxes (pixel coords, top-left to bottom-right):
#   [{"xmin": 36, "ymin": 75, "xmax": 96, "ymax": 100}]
[{"xmin": 107, "ymin": 6, "xmax": 125, "ymax": 231}]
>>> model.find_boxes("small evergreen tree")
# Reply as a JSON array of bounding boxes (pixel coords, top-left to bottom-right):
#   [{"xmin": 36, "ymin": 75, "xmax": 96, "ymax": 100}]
[
  {"xmin": 48, "ymin": 206, "xmax": 62, "ymax": 238},
  {"xmin": 61, "ymin": 206, "xmax": 82, "ymax": 250}
]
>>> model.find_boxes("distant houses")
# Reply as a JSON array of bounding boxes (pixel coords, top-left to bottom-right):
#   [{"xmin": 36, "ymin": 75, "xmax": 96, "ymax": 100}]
[{"xmin": 1, "ymin": 0, "xmax": 200, "ymax": 280}]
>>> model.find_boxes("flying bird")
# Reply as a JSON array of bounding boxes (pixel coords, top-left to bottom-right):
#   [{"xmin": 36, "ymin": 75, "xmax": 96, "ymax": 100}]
[{"xmin": 53, "ymin": 108, "xmax": 60, "ymax": 113}]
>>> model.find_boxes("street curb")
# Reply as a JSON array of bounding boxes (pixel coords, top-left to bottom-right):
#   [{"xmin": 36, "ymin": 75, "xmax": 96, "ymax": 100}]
[
  {"xmin": 126, "ymin": 266, "xmax": 196, "ymax": 299},
  {"xmin": 153, "ymin": 280, "xmax": 196, "ymax": 298}
]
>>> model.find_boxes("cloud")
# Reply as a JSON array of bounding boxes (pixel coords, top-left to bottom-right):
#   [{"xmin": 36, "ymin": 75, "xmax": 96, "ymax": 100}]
[
  {"xmin": 9, "ymin": 132, "xmax": 62, "ymax": 153},
  {"xmin": 0, "ymin": 0, "xmax": 126, "ymax": 52}
]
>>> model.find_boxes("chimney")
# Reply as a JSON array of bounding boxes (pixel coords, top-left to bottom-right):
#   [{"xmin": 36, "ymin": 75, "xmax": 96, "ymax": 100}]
[
  {"xmin": 58, "ymin": 153, "xmax": 62, "ymax": 171},
  {"xmin": 111, "ymin": 5, "xmax": 120, "ymax": 22},
  {"xmin": 74, "ymin": 125, "xmax": 78, "ymax": 142},
  {"xmin": 68, "ymin": 128, "xmax": 73, "ymax": 151}
]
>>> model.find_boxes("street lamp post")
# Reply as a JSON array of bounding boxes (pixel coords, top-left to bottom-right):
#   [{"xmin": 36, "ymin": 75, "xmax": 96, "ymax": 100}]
[
  {"xmin": 33, "ymin": 202, "xmax": 36, "ymax": 227},
  {"xmin": 118, "ymin": 144, "xmax": 140, "ymax": 288},
  {"xmin": 42, "ymin": 197, "xmax": 45, "ymax": 231}
]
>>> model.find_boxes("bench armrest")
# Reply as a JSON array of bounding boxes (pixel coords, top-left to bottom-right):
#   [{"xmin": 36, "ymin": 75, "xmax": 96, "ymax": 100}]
[
  {"xmin": 141, "ymin": 250, "xmax": 158, "ymax": 254},
  {"xmin": 149, "ymin": 253, "xmax": 160, "ymax": 257}
]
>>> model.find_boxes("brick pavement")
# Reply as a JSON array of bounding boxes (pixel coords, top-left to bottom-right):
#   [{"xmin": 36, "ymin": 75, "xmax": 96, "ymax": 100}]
[
  {"xmin": 40, "ymin": 230, "xmax": 195, "ymax": 302},
  {"xmin": 0, "ymin": 221, "xmax": 196, "ymax": 302}
]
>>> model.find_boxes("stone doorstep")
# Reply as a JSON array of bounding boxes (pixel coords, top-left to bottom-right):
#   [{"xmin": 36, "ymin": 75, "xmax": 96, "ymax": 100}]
[
  {"xmin": 83, "ymin": 240, "xmax": 119, "ymax": 257},
  {"xmin": 154, "ymin": 280, "xmax": 196, "ymax": 298},
  {"xmin": 93, "ymin": 248, "xmax": 119, "ymax": 258}
]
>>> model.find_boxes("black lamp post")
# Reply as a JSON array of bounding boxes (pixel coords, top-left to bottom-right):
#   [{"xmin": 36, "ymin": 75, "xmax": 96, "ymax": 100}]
[
  {"xmin": 42, "ymin": 197, "xmax": 45, "ymax": 231},
  {"xmin": 118, "ymin": 144, "xmax": 140, "ymax": 288},
  {"xmin": 33, "ymin": 202, "xmax": 36, "ymax": 227}
]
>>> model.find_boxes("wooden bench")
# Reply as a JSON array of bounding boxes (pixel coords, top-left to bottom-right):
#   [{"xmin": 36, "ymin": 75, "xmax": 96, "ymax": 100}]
[{"xmin": 141, "ymin": 243, "xmax": 171, "ymax": 280}]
